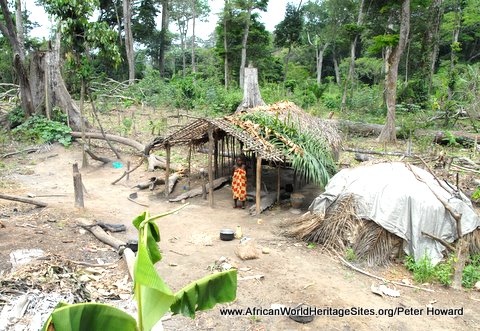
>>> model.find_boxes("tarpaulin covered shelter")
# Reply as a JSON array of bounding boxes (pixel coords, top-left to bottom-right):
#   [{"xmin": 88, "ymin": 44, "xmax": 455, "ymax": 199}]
[{"xmin": 288, "ymin": 162, "xmax": 480, "ymax": 265}]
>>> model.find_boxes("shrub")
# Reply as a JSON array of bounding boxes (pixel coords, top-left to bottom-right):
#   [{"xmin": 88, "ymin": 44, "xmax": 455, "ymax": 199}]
[
  {"xmin": 12, "ymin": 116, "xmax": 72, "ymax": 146},
  {"xmin": 462, "ymin": 254, "xmax": 480, "ymax": 288}
]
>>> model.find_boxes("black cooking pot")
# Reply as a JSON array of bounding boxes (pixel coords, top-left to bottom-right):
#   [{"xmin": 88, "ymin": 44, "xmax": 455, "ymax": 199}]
[{"xmin": 220, "ymin": 229, "xmax": 235, "ymax": 241}]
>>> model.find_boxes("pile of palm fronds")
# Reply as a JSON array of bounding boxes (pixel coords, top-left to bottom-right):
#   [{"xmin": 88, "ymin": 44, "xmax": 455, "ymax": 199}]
[
  {"xmin": 232, "ymin": 109, "xmax": 337, "ymax": 187},
  {"xmin": 282, "ymin": 194, "xmax": 403, "ymax": 266},
  {"xmin": 247, "ymin": 101, "xmax": 342, "ymax": 154}
]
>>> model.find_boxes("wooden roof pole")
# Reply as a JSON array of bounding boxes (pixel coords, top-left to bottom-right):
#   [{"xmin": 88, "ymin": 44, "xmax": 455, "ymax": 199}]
[
  {"xmin": 256, "ymin": 155, "xmax": 262, "ymax": 215},
  {"xmin": 208, "ymin": 125, "xmax": 214, "ymax": 207}
]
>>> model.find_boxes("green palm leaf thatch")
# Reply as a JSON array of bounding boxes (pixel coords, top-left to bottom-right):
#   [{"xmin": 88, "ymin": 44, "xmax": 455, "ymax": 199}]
[{"xmin": 239, "ymin": 112, "xmax": 336, "ymax": 187}]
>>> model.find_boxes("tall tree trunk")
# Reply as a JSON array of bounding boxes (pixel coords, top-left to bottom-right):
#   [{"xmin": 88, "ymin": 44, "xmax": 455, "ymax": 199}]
[
  {"xmin": 191, "ymin": 0, "xmax": 196, "ymax": 74},
  {"xmin": 0, "ymin": 0, "xmax": 34, "ymax": 117},
  {"xmin": 15, "ymin": 0, "xmax": 24, "ymax": 54},
  {"xmin": 239, "ymin": 5, "xmax": 252, "ymax": 89},
  {"xmin": 114, "ymin": 0, "xmax": 123, "ymax": 46},
  {"xmin": 378, "ymin": 0, "xmax": 410, "ymax": 142},
  {"xmin": 333, "ymin": 47, "xmax": 341, "ymax": 86},
  {"xmin": 446, "ymin": 0, "xmax": 462, "ymax": 127},
  {"xmin": 178, "ymin": 20, "xmax": 187, "ymax": 77},
  {"xmin": 283, "ymin": 46, "xmax": 292, "ymax": 83},
  {"xmin": 428, "ymin": 0, "xmax": 443, "ymax": 94},
  {"xmin": 123, "ymin": 0, "xmax": 135, "ymax": 83},
  {"xmin": 159, "ymin": 0, "xmax": 169, "ymax": 77},
  {"xmin": 404, "ymin": 38, "xmax": 411, "ymax": 83},
  {"xmin": 448, "ymin": 0, "xmax": 461, "ymax": 101},
  {"xmin": 340, "ymin": 0, "xmax": 365, "ymax": 111},
  {"xmin": 316, "ymin": 43, "xmax": 328, "ymax": 84},
  {"xmin": 223, "ymin": 0, "xmax": 229, "ymax": 89}
]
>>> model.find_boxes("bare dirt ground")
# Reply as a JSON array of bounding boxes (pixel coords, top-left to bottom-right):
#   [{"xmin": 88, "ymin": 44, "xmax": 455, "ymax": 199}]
[{"xmin": 1, "ymin": 143, "xmax": 480, "ymax": 331}]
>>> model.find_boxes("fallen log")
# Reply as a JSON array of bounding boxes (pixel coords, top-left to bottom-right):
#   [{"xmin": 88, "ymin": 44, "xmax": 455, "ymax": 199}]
[
  {"xmin": 249, "ymin": 192, "xmax": 277, "ymax": 215},
  {"xmin": 169, "ymin": 176, "xmax": 229, "ymax": 202},
  {"xmin": 2, "ymin": 147, "xmax": 39, "ymax": 159},
  {"xmin": 327, "ymin": 120, "xmax": 480, "ymax": 145},
  {"xmin": 85, "ymin": 148, "xmax": 112, "ymax": 164},
  {"xmin": 77, "ymin": 218, "xmax": 135, "ymax": 280},
  {"xmin": 0, "ymin": 194, "xmax": 48, "ymax": 207},
  {"xmin": 167, "ymin": 173, "xmax": 181, "ymax": 194},
  {"xmin": 343, "ymin": 147, "xmax": 413, "ymax": 157},
  {"xmin": 71, "ymin": 131, "xmax": 145, "ymax": 153},
  {"xmin": 328, "ymin": 119, "xmax": 389, "ymax": 137},
  {"xmin": 78, "ymin": 219, "xmax": 125, "ymax": 250},
  {"xmin": 147, "ymin": 154, "xmax": 184, "ymax": 172},
  {"xmin": 133, "ymin": 177, "xmax": 165, "ymax": 190}
]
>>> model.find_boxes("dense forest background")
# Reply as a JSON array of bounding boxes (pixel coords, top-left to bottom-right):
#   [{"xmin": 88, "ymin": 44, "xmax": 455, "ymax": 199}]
[{"xmin": 0, "ymin": 0, "xmax": 479, "ymax": 143}]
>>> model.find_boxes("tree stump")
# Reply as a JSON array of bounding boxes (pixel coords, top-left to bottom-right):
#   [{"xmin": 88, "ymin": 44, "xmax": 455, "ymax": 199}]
[
  {"xmin": 73, "ymin": 163, "xmax": 84, "ymax": 208},
  {"xmin": 235, "ymin": 66, "xmax": 266, "ymax": 113}
]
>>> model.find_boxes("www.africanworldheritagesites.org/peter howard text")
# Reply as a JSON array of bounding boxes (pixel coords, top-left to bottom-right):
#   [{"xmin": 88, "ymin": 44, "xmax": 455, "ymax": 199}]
[{"xmin": 219, "ymin": 306, "xmax": 464, "ymax": 318}]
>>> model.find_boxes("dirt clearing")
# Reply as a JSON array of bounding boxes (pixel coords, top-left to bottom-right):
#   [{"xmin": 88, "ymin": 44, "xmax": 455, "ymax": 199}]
[{"xmin": 1, "ymin": 143, "xmax": 479, "ymax": 331}]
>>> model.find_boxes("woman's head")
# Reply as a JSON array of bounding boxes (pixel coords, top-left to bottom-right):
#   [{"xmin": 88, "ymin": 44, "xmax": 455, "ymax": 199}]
[{"xmin": 236, "ymin": 157, "xmax": 244, "ymax": 166}]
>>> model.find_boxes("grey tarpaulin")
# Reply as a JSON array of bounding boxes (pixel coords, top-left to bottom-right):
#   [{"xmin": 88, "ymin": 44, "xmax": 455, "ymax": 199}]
[{"xmin": 308, "ymin": 162, "xmax": 480, "ymax": 265}]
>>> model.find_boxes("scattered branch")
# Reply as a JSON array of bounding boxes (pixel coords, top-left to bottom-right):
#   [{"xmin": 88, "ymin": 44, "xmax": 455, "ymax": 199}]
[
  {"xmin": 421, "ymin": 231, "xmax": 455, "ymax": 252},
  {"xmin": 0, "ymin": 193, "xmax": 48, "ymax": 207},
  {"xmin": 337, "ymin": 255, "xmax": 434, "ymax": 292}
]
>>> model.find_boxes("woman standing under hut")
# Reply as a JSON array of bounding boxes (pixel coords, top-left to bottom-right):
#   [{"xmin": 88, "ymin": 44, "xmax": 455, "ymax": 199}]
[{"xmin": 232, "ymin": 157, "xmax": 247, "ymax": 209}]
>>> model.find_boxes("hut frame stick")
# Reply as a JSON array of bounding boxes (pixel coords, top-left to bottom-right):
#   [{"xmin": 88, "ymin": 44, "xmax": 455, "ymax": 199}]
[
  {"xmin": 256, "ymin": 156, "xmax": 262, "ymax": 215},
  {"xmin": 208, "ymin": 125, "xmax": 214, "ymax": 207}
]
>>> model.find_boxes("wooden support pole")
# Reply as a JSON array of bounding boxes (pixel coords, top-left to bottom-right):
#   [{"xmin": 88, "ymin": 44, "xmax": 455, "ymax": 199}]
[
  {"xmin": 256, "ymin": 156, "xmax": 262, "ymax": 215},
  {"xmin": 201, "ymin": 169, "xmax": 207, "ymax": 200},
  {"xmin": 208, "ymin": 126, "xmax": 214, "ymax": 207},
  {"xmin": 277, "ymin": 166, "xmax": 281, "ymax": 203},
  {"xmin": 126, "ymin": 161, "xmax": 131, "ymax": 181},
  {"xmin": 73, "ymin": 163, "xmax": 84, "ymax": 208},
  {"xmin": 220, "ymin": 138, "xmax": 225, "ymax": 177},
  {"xmin": 214, "ymin": 136, "xmax": 219, "ymax": 179},
  {"xmin": 165, "ymin": 144, "xmax": 171, "ymax": 197},
  {"xmin": 187, "ymin": 143, "xmax": 192, "ymax": 190}
]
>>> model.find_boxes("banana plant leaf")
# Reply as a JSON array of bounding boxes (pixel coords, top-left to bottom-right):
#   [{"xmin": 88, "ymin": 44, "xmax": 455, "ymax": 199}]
[
  {"xmin": 170, "ymin": 269, "xmax": 237, "ymax": 318},
  {"xmin": 134, "ymin": 211, "xmax": 175, "ymax": 331},
  {"xmin": 41, "ymin": 302, "xmax": 137, "ymax": 331}
]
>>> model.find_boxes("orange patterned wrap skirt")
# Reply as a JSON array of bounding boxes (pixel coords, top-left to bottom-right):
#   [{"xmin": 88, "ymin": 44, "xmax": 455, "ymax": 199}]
[{"xmin": 232, "ymin": 168, "xmax": 247, "ymax": 201}]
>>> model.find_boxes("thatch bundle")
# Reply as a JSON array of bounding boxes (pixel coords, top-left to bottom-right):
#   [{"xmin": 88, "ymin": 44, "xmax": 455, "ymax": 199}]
[{"xmin": 283, "ymin": 194, "xmax": 404, "ymax": 266}]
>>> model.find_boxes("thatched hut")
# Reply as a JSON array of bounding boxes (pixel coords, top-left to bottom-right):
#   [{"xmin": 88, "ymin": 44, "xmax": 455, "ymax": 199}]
[{"xmin": 148, "ymin": 101, "xmax": 341, "ymax": 214}]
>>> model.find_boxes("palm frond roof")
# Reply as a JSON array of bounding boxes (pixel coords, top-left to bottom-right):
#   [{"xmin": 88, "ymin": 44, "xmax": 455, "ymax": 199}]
[{"xmin": 149, "ymin": 101, "xmax": 341, "ymax": 163}]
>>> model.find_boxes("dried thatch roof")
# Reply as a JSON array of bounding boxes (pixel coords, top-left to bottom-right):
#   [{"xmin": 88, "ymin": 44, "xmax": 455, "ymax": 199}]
[{"xmin": 149, "ymin": 101, "xmax": 341, "ymax": 163}]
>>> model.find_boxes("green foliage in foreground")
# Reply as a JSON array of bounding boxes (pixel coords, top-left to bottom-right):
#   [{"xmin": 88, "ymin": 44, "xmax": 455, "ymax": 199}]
[
  {"xmin": 42, "ymin": 207, "xmax": 237, "ymax": 331},
  {"xmin": 239, "ymin": 111, "xmax": 336, "ymax": 187},
  {"xmin": 404, "ymin": 253, "xmax": 480, "ymax": 288},
  {"xmin": 12, "ymin": 115, "xmax": 72, "ymax": 147}
]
